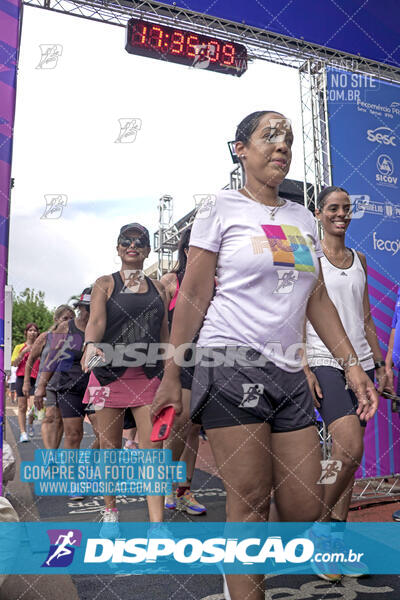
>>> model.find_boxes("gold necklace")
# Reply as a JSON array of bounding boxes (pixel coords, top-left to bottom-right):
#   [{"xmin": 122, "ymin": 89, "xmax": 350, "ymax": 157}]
[{"xmin": 243, "ymin": 186, "xmax": 285, "ymax": 221}]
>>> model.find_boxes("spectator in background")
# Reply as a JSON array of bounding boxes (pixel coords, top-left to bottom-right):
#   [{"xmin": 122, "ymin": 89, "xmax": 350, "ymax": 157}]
[
  {"xmin": 24, "ymin": 304, "xmax": 75, "ymax": 449},
  {"xmin": 7, "ymin": 366, "xmax": 17, "ymax": 405},
  {"xmin": 35, "ymin": 290, "xmax": 94, "ymax": 457},
  {"xmin": 11, "ymin": 323, "xmax": 40, "ymax": 442}
]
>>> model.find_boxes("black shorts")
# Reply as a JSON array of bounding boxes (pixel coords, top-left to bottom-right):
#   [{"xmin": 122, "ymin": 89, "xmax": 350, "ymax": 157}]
[
  {"xmin": 180, "ymin": 366, "xmax": 194, "ymax": 391},
  {"xmin": 311, "ymin": 366, "xmax": 375, "ymax": 428},
  {"xmin": 15, "ymin": 376, "xmax": 35, "ymax": 398},
  {"xmin": 123, "ymin": 408, "xmax": 137, "ymax": 430},
  {"xmin": 44, "ymin": 389, "xmax": 58, "ymax": 407},
  {"xmin": 10, "ymin": 383, "xmax": 16, "ymax": 392},
  {"xmin": 57, "ymin": 389, "xmax": 86, "ymax": 419},
  {"xmin": 190, "ymin": 348, "xmax": 316, "ymax": 433}
]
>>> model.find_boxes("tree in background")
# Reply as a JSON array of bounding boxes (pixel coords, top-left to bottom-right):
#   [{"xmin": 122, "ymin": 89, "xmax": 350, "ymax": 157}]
[{"xmin": 12, "ymin": 288, "xmax": 54, "ymax": 347}]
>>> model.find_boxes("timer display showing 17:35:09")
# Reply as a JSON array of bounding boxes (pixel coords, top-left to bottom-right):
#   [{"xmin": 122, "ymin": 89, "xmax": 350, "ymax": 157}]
[{"xmin": 125, "ymin": 18, "xmax": 248, "ymax": 77}]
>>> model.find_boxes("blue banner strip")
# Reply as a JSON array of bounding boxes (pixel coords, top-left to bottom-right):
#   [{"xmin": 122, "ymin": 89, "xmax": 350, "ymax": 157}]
[{"xmin": 1, "ymin": 522, "xmax": 400, "ymax": 575}]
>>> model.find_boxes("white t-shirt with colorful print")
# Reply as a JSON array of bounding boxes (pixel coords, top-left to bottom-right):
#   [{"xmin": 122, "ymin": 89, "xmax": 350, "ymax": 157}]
[{"xmin": 189, "ymin": 189, "xmax": 323, "ymax": 373}]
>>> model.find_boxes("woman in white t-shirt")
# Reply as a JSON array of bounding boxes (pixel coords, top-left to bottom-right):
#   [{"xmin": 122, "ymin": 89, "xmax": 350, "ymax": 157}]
[
  {"xmin": 152, "ymin": 111, "xmax": 378, "ymax": 600},
  {"xmin": 304, "ymin": 186, "xmax": 391, "ymax": 579}
]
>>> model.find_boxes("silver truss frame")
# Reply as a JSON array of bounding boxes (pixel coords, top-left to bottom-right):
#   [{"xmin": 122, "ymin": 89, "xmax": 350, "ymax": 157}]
[
  {"xmin": 299, "ymin": 60, "xmax": 332, "ymax": 210},
  {"xmin": 352, "ymin": 476, "xmax": 400, "ymax": 503},
  {"xmin": 153, "ymin": 194, "xmax": 174, "ymax": 279},
  {"xmin": 23, "ymin": 0, "xmax": 400, "ymax": 80},
  {"xmin": 22, "ymin": 0, "xmax": 400, "ymax": 501}
]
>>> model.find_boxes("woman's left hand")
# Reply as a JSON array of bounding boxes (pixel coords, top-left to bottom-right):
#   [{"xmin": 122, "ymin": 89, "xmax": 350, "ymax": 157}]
[
  {"xmin": 346, "ymin": 365, "xmax": 379, "ymax": 422},
  {"xmin": 375, "ymin": 366, "xmax": 389, "ymax": 394}
]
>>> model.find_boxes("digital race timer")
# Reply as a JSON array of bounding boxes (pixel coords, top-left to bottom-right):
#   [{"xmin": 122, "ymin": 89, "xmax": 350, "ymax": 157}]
[{"xmin": 125, "ymin": 18, "xmax": 248, "ymax": 77}]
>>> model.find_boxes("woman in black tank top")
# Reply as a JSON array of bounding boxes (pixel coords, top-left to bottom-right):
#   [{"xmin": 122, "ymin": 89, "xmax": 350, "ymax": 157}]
[{"xmin": 81, "ymin": 223, "xmax": 169, "ymax": 531}]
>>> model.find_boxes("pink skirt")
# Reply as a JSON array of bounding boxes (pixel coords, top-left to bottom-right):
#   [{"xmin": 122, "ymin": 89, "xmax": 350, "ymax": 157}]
[{"xmin": 82, "ymin": 367, "xmax": 160, "ymax": 409}]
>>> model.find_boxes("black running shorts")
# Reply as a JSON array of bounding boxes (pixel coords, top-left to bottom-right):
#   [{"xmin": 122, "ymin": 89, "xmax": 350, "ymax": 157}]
[
  {"xmin": 57, "ymin": 389, "xmax": 86, "ymax": 419},
  {"xmin": 15, "ymin": 376, "xmax": 35, "ymax": 398},
  {"xmin": 44, "ymin": 389, "xmax": 58, "ymax": 407},
  {"xmin": 180, "ymin": 365, "xmax": 194, "ymax": 391},
  {"xmin": 311, "ymin": 365, "xmax": 374, "ymax": 427},
  {"xmin": 190, "ymin": 348, "xmax": 316, "ymax": 433},
  {"xmin": 123, "ymin": 408, "xmax": 136, "ymax": 430}
]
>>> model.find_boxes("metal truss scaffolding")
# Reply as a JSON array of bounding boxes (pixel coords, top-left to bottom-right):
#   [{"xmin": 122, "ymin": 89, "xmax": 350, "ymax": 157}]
[
  {"xmin": 23, "ymin": 0, "xmax": 400, "ymax": 80},
  {"xmin": 153, "ymin": 195, "xmax": 197, "ymax": 279},
  {"xmin": 299, "ymin": 60, "xmax": 332, "ymax": 211}
]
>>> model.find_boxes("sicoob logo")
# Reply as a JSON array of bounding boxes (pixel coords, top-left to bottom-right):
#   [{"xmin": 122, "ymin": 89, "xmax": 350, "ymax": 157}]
[
  {"xmin": 376, "ymin": 154, "xmax": 397, "ymax": 187},
  {"xmin": 367, "ymin": 126, "xmax": 396, "ymax": 146},
  {"xmin": 42, "ymin": 529, "xmax": 81, "ymax": 567},
  {"xmin": 377, "ymin": 154, "xmax": 394, "ymax": 175}
]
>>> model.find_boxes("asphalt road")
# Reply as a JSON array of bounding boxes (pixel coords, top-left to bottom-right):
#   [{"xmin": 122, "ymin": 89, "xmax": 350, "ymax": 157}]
[{"xmin": 3, "ymin": 410, "xmax": 400, "ymax": 600}]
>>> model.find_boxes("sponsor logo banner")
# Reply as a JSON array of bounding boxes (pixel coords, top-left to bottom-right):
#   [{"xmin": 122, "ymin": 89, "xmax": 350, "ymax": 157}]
[{"xmin": 327, "ymin": 67, "xmax": 400, "ymax": 479}]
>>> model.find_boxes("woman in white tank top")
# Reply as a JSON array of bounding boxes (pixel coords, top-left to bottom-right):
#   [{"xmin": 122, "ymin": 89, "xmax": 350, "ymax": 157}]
[{"xmin": 305, "ymin": 186, "xmax": 391, "ymax": 580}]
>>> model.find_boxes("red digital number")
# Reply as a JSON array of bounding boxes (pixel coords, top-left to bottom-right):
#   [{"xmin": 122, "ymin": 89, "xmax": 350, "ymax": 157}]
[
  {"xmin": 207, "ymin": 41, "xmax": 220, "ymax": 63},
  {"xmin": 148, "ymin": 26, "xmax": 163, "ymax": 49},
  {"xmin": 132, "ymin": 23, "xmax": 147, "ymax": 45},
  {"xmin": 186, "ymin": 34, "xmax": 200, "ymax": 58},
  {"xmin": 170, "ymin": 31, "xmax": 185, "ymax": 55},
  {"xmin": 221, "ymin": 43, "xmax": 235, "ymax": 66}
]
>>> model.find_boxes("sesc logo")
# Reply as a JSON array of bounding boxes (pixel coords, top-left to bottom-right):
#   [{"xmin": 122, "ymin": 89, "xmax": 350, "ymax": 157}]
[{"xmin": 367, "ymin": 126, "xmax": 396, "ymax": 146}]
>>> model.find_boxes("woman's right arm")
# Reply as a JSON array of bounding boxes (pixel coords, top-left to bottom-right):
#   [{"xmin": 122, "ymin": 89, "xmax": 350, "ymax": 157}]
[
  {"xmin": 151, "ymin": 247, "xmax": 217, "ymax": 418},
  {"xmin": 81, "ymin": 275, "xmax": 110, "ymax": 372}
]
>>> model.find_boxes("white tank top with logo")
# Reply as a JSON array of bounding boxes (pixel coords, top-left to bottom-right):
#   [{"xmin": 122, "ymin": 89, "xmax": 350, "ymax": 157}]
[{"xmin": 306, "ymin": 249, "xmax": 374, "ymax": 371}]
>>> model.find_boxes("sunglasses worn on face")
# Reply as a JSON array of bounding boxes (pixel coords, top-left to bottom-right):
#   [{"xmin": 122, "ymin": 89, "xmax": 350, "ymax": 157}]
[{"xmin": 119, "ymin": 237, "xmax": 148, "ymax": 249}]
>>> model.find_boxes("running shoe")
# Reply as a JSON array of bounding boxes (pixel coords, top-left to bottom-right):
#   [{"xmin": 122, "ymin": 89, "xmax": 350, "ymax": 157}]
[
  {"xmin": 392, "ymin": 510, "xmax": 400, "ymax": 521},
  {"xmin": 124, "ymin": 440, "xmax": 138, "ymax": 450},
  {"xmin": 99, "ymin": 508, "xmax": 120, "ymax": 539},
  {"xmin": 308, "ymin": 527, "xmax": 341, "ymax": 582},
  {"xmin": 164, "ymin": 490, "xmax": 177, "ymax": 510},
  {"xmin": 19, "ymin": 432, "xmax": 29, "ymax": 443},
  {"xmin": 331, "ymin": 537, "xmax": 369, "ymax": 578},
  {"xmin": 177, "ymin": 489, "xmax": 207, "ymax": 515},
  {"xmin": 341, "ymin": 562, "xmax": 369, "ymax": 578},
  {"xmin": 148, "ymin": 523, "xmax": 175, "ymax": 539},
  {"xmin": 28, "ymin": 424, "xmax": 35, "ymax": 437}
]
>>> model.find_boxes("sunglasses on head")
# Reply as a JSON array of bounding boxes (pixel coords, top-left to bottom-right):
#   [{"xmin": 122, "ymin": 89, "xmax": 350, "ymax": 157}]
[{"xmin": 119, "ymin": 236, "xmax": 148, "ymax": 249}]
